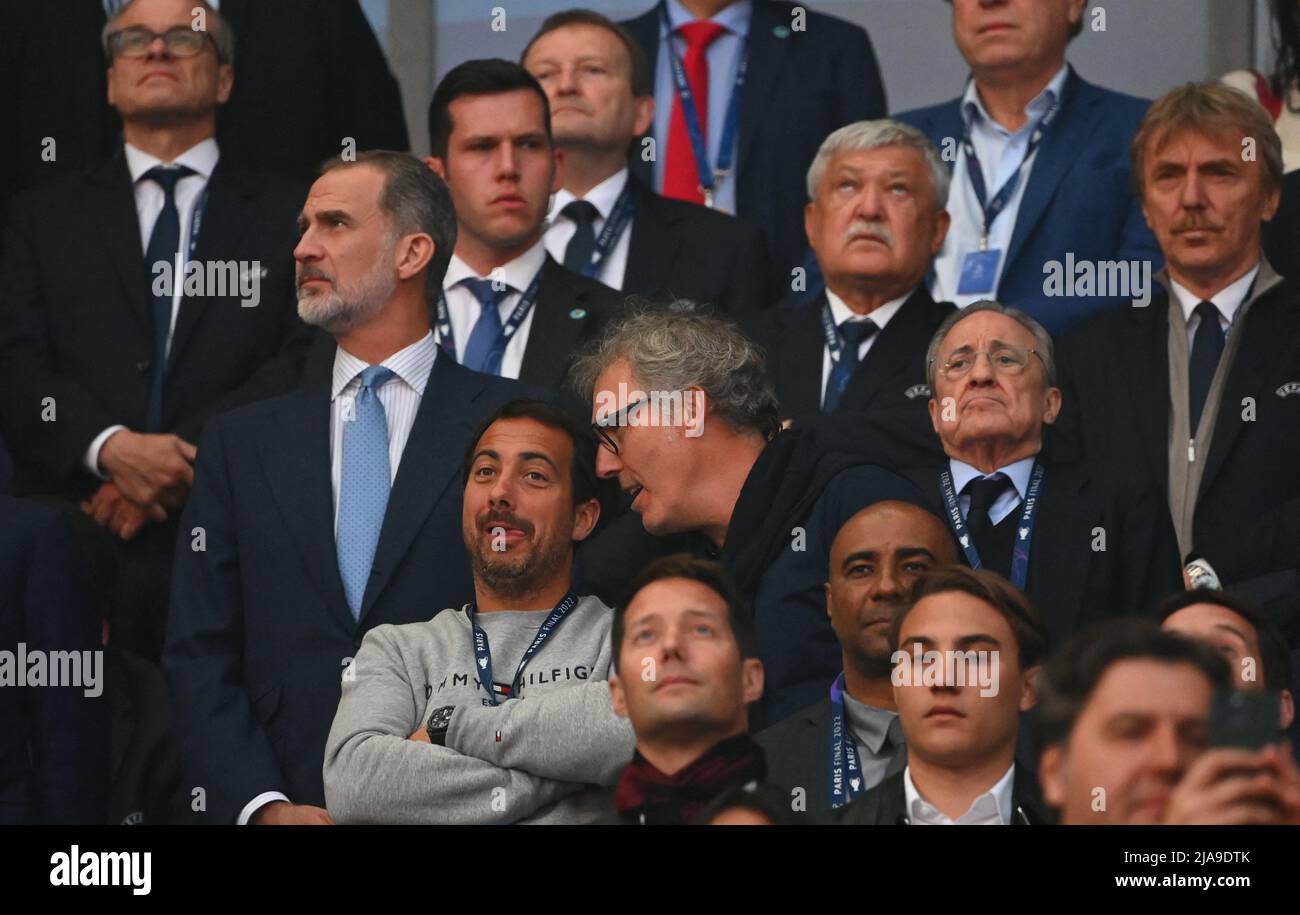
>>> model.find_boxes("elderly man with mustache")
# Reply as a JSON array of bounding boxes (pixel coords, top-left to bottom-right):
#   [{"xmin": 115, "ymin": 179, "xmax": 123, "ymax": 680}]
[{"xmin": 742, "ymin": 120, "xmax": 955, "ymax": 445}]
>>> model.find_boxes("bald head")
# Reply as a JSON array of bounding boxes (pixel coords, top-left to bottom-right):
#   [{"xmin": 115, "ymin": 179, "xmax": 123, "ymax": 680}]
[{"xmin": 826, "ymin": 501, "xmax": 958, "ymax": 681}]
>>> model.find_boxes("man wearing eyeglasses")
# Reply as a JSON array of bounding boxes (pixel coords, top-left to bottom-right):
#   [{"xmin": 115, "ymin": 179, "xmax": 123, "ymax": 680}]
[
  {"xmin": 915, "ymin": 302, "xmax": 1180, "ymax": 650},
  {"xmin": 0, "ymin": 0, "xmax": 314, "ymax": 822}
]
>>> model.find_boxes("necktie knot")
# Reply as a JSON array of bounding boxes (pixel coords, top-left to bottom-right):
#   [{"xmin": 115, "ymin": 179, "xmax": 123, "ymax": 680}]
[
  {"xmin": 562, "ymin": 199, "xmax": 600, "ymax": 227},
  {"xmin": 357, "ymin": 365, "xmax": 394, "ymax": 394},
  {"xmin": 142, "ymin": 164, "xmax": 195, "ymax": 198},
  {"xmin": 1195, "ymin": 300, "xmax": 1223, "ymax": 332},
  {"xmin": 677, "ymin": 20, "xmax": 726, "ymax": 50},
  {"xmin": 460, "ymin": 277, "xmax": 510, "ymax": 312},
  {"xmin": 838, "ymin": 319, "xmax": 878, "ymax": 348},
  {"xmin": 965, "ymin": 473, "xmax": 1010, "ymax": 513}
]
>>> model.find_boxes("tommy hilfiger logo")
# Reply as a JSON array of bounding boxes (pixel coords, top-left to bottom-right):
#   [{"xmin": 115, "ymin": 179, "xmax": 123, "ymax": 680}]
[{"xmin": 1275, "ymin": 382, "xmax": 1300, "ymax": 397}]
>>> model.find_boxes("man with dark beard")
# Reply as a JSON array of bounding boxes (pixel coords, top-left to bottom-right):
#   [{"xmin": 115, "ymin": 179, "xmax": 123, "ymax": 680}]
[
  {"xmin": 165, "ymin": 152, "xmax": 529, "ymax": 824},
  {"xmin": 757, "ymin": 501, "xmax": 957, "ymax": 814},
  {"xmin": 323, "ymin": 399, "xmax": 636, "ymax": 823}
]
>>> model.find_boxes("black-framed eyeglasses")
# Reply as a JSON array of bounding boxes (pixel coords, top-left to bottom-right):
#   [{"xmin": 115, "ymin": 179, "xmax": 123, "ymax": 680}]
[
  {"xmin": 933, "ymin": 343, "xmax": 1045, "ymax": 381},
  {"xmin": 591, "ymin": 398, "xmax": 648, "ymax": 455},
  {"xmin": 108, "ymin": 26, "xmax": 214, "ymax": 60}
]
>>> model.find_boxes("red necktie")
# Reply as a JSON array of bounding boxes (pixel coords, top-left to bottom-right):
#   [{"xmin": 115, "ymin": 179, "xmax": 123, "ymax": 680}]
[{"xmin": 663, "ymin": 20, "xmax": 726, "ymax": 205}]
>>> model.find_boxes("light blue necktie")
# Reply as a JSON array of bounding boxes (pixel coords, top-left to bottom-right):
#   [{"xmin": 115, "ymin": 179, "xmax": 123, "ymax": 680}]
[
  {"xmin": 337, "ymin": 365, "xmax": 395, "ymax": 620},
  {"xmin": 459, "ymin": 277, "xmax": 510, "ymax": 375}
]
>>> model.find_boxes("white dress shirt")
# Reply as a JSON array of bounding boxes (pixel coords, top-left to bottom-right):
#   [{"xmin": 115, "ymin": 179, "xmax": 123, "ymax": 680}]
[
  {"xmin": 239, "ymin": 331, "xmax": 438, "ymax": 826},
  {"xmin": 440, "ymin": 240, "xmax": 548, "ymax": 381},
  {"xmin": 903, "ymin": 763, "xmax": 1016, "ymax": 825},
  {"xmin": 84, "ymin": 137, "xmax": 221, "ymax": 477},
  {"xmin": 819, "ymin": 288, "xmax": 910, "ymax": 404},
  {"xmin": 948, "ymin": 455, "xmax": 1036, "ymax": 527},
  {"xmin": 933, "ymin": 66, "xmax": 1070, "ymax": 308},
  {"xmin": 1168, "ymin": 262, "xmax": 1259, "ymax": 349},
  {"xmin": 546, "ymin": 168, "xmax": 633, "ymax": 290}
]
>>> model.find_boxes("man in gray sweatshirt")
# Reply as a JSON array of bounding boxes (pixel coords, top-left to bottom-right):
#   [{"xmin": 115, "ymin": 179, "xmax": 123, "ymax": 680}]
[{"xmin": 323, "ymin": 399, "xmax": 636, "ymax": 823}]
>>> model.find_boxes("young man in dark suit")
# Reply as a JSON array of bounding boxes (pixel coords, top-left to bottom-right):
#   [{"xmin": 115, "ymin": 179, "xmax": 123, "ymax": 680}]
[
  {"xmin": 742, "ymin": 119, "xmax": 954, "ymax": 440},
  {"xmin": 620, "ymin": 0, "xmax": 887, "ymax": 291},
  {"xmin": 837, "ymin": 566, "xmax": 1049, "ymax": 825},
  {"xmin": 164, "ymin": 152, "xmax": 532, "ymax": 825},
  {"xmin": 0, "ymin": 0, "xmax": 314, "ymax": 660},
  {"xmin": 758, "ymin": 501, "xmax": 957, "ymax": 815},
  {"xmin": 898, "ymin": 0, "xmax": 1159, "ymax": 334},
  {"xmin": 522, "ymin": 9, "xmax": 771, "ymax": 315},
  {"xmin": 422, "ymin": 59, "xmax": 626, "ymax": 396},
  {"xmin": 1056, "ymin": 84, "xmax": 1300, "ymax": 642}
]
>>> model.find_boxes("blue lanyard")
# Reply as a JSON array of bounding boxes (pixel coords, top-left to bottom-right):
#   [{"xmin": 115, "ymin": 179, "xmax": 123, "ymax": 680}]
[
  {"xmin": 960, "ymin": 94, "xmax": 1060, "ymax": 248},
  {"xmin": 435, "ymin": 268, "xmax": 544, "ymax": 364},
  {"xmin": 187, "ymin": 187, "xmax": 208, "ymax": 260},
  {"xmin": 828, "ymin": 673, "xmax": 865, "ymax": 809},
  {"xmin": 576, "ymin": 183, "xmax": 637, "ymax": 278},
  {"xmin": 659, "ymin": 1, "xmax": 747, "ymax": 208},
  {"xmin": 938, "ymin": 462, "xmax": 1044, "ymax": 590},
  {"xmin": 468, "ymin": 591, "xmax": 579, "ymax": 706}
]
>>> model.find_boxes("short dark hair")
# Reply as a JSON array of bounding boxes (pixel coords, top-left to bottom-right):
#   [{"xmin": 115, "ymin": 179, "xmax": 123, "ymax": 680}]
[
  {"xmin": 428, "ymin": 58, "xmax": 553, "ymax": 159},
  {"xmin": 318, "ymin": 150, "xmax": 458, "ymax": 302},
  {"xmin": 463, "ymin": 398, "xmax": 598, "ymax": 507},
  {"xmin": 1035, "ymin": 620, "xmax": 1232, "ymax": 752},
  {"xmin": 889, "ymin": 565, "xmax": 1048, "ymax": 669},
  {"xmin": 1157, "ymin": 588, "xmax": 1294, "ymax": 695},
  {"xmin": 694, "ymin": 783, "xmax": 803, "ymax": 826},
  {"xmin": 520, "ymin": 9, "xmax": 653, "ymax": 97},
  {"xmin": 611, "ymin": 555, "xmax": 756, "ymax": 674}
]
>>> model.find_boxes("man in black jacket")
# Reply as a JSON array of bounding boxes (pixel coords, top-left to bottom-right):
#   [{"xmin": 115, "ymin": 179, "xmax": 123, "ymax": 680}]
[
  {"xmin": 838, "ymin": 566, "xmax": 1049, "ymax": 825},
  {"xmin": 0, "ymin": 0, "xmax": 314, "ymax": 659},
  {"xmin": 523, "ymin": 10, "xmax": 772, "ymax": 314},
  {"xmin": 1055, "ymin": 83, "xmax": 1300, "ymax": 641},
  {"xmin": 759, "ymin": 500, "xmax": 957, "ymax": 815}
]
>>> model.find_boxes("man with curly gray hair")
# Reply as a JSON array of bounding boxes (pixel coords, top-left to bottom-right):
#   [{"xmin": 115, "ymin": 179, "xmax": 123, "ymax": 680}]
[{"xmin": 571, "ymin": 304, "xmax": 928, "ymax": 725}]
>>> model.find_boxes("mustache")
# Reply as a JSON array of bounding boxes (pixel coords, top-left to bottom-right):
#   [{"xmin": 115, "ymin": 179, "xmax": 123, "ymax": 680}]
[
  {"xmin": 296, "ymin": 266, "xmax": 335, "ymax": 288},
  {"xmin": 846, "ymin": 220, "xmax": 893, "ymax": 247},
  {"xmin": 1172, "ymin": 214, "xmax": 1223, "ymax": 234},
  {"xmin": 477, "ymin": 510, "xmax": 534, "ymax": 537}
]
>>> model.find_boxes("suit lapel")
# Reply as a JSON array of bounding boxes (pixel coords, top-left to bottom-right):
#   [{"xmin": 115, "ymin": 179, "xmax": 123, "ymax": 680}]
[
  {"xmin": 736, "ymin": 1, "xmax": 786, "ymax": 176},
  {"xmin": 1004, "ymin": 69, "xmax": 1094, "ymax": 274},
  {"xmin": 839, "ymin": 288, "xmax": 940, "ymax": 410},
  {"xmin": 772, "ymin": 298, "xmax": 825, "ymax": 417},
  {"xmin": 1199, "ymin": 286, "xmax": 1292, "ymax": 498},
  {"xmin": 518, "ymin": 257, "xmax": 591, "ymax": 390},
  {"xmin": 1029, "ymin": 462, "xmax": 1091, "ymax": 644},
  {"xmin": 167, "ymin": 160, "xmax": 256, "ymax": 370},
  {"xmin": 358, "ymin": 356, "xmax": 484, "ymax": 621},
  {"xmin": 1132, "ymin": 291, "xmax": 1173, "ymax": 491},
  {"xmin": 259, "ymin": 387, "xmax": 354, "ymax": 631},
  {"xmin": 89, "ymin": 153, "xmax": 152, "ymax": 336},
  {"xmin": 622, "ymin": 179, "xmax": 681, "ymax": 296}
]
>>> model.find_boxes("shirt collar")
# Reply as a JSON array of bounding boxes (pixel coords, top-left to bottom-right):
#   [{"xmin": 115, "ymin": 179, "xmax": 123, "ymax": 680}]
[
  {"xmin": 444, "ymin": 238, "xmax": 548, "ymax": 293},
  {"xmin": 825, "ymin": 287, "xmax": 911, "ymax": 333},
  {"xmin": 1168, "ymin": 262, "xmax": 1261, "ymax": 328},
  {"xmin": 903, "ymin": 762, "xmax": 1016, "ymax": 825},
  {"xmin": 841, "ymin": 691, "xmax": 902, "ymax": 756},
  {"xmin": 948, "ymin": 455, "xmax": 1037, "ymax": 501},
  {"xmin": 331, "ymin": 331, "xmax": 438, "ymax": 400},
  {"xmin": 962, "ymin": 64, "xmax": 1069, "ymax": 135},
  {"xmin": 124, "ymin": 137, "xmax": 220, "ymax": 184},
  {"xmin": 665, "ymin": 0, "xmax": 752, "ymax": 37},
  {"xmin": 550, "ymin": 167, "xmax": 629, "ymax": 223}
]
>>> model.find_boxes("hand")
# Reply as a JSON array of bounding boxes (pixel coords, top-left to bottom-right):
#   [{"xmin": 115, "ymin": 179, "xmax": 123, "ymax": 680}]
[
  {"xmin": 250, "ymin": 801, "xmax": 334, "ymax": 825},
  {"xmin": 98, "ymin": 430, "xmax": 197, "ymax": 510},
  {"xmin": 409, "ymin": 725, "xmax": 430, "ymax": 743},
  {"xmin": 80, "ymin": 482, "xmax": 156, "ymax": 541},
  {"xmin": 1164, "ymin": 745, "xmax": 1293, "ymax": 824}
]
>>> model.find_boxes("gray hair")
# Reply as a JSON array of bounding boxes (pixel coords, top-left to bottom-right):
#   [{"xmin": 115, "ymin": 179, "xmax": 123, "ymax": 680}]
[
  {"xmin": 102, "ymin": 0, "xmax": 236, "ymax": 65},
  {"xmin": 806, "ymin": 119, "xmax": 950, "ymax": 208},
  {"xmin": 320, "ymin": 151, "xmax": 459, "ymax": 306},
  {"xmin": 570, "ymin": 303, "xmax": 781, "ymax": 439},
  {"xmin": 925, "ymin": 300, "xmax": 1056, "ymax": 392}
]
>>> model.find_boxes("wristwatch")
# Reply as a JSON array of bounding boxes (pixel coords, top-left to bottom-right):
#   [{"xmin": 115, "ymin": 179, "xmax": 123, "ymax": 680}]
[{"xmin": 426, "ymin": 706, "xmax": 455, "ymax": 745}]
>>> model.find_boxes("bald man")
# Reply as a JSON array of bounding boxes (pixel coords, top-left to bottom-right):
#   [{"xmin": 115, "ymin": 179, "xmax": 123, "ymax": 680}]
[{"xmin": 756, "ymin": 501, "xmax": 957, "ymax": 815}]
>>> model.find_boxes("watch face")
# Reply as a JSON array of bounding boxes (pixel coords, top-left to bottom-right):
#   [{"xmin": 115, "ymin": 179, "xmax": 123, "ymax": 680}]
[{"xmin": 428, "ymin": 706, "xmax": 454, "ymax": 731}]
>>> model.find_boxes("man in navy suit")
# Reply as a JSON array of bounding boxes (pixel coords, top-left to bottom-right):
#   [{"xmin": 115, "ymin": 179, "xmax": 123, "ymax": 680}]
[
  {"xmin": 165, "ymin": 152, "xmax": 531, "ymax": 825},
  {"xmin": 0, "ymin": 497, "xmax": 107, "ymax": 824},
  {"xmin": 621, "ymin": 0, "xmax": 886, "ymax": 295},
  {"xmin": 898, "ymin": 0, "xmax": 1160, "ymax": 335}
]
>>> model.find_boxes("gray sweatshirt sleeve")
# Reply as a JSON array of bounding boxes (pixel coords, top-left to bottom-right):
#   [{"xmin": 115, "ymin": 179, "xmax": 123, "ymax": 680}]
[{"xmin": 323, "ymin": 626, "xmax": 583, "ymax": 824}]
